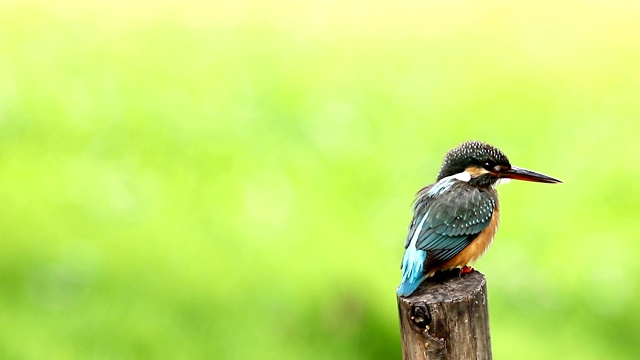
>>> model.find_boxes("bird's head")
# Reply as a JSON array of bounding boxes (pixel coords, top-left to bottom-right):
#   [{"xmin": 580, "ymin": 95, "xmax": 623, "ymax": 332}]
[{"xmin": 437, "ymin": 140, "xmax": 562, "ymax": 187}]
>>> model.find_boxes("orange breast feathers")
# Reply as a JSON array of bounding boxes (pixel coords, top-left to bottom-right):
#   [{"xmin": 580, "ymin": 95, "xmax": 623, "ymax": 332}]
[{"xmin": 430, "ymin": 207, "xmax": 500, "ymax": 275}]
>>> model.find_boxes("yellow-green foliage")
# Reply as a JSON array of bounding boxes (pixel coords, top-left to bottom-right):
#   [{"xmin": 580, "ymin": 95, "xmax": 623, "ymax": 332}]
[{"xmin": 1, "ymin": 1, "xmax": 639, "ymax": 359}]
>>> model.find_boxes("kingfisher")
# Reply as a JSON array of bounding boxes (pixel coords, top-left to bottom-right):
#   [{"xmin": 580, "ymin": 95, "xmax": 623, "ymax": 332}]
[{"xmin": 397, "ymin": 140, "xmax": 562, "ymax": 296}]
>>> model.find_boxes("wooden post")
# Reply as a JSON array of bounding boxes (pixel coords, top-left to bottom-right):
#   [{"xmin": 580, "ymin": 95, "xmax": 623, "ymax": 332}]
[{"xmin": 397, "ymin": 269, "xmax": 492, "ymax": 360}]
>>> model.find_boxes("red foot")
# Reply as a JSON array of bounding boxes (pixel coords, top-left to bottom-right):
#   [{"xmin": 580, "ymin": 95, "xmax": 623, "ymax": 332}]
[{"xmin": 460, "ymin": 265, "xmax": 473, "ymax": 275}]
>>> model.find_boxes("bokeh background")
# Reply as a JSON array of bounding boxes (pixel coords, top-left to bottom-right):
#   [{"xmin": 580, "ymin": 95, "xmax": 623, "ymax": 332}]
[{"xmin": 2, "ymin": 0, "xmax": 639, "ymax": 359}]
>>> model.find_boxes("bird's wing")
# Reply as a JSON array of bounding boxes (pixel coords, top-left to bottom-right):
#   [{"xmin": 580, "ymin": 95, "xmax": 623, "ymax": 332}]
[{"xmin": 406, "ymin": 181, "xmax": 496, "ymax": 263}]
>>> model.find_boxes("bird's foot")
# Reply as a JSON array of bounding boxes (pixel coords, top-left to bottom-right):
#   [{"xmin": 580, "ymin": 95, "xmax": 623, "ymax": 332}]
[{"xmin": 459, "ymin": 265, "xmax": 473, "ymax": 276}]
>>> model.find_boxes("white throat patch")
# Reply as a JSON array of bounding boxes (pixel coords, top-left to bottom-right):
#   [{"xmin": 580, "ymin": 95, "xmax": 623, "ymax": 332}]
[{"xmin": 494, "ymin": 178, "xmax": 511, "ymax": 187}]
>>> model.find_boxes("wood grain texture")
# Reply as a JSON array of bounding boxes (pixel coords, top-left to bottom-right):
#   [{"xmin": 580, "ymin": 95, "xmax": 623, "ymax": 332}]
[{"xmin": 397, "ymin": 269, "xmax": 492, "ymax": 360}]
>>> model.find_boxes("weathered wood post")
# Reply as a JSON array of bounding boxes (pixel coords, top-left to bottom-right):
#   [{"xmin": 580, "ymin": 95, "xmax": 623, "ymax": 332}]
[{"xmin": 397, "ymin": 269, "xmax": 491, "ymax": 360}]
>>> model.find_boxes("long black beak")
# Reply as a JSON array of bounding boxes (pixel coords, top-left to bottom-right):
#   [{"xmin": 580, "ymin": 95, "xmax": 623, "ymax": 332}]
[{"xmin": 498, "ymin": 165, "xmax": 562, "ymax": 184}]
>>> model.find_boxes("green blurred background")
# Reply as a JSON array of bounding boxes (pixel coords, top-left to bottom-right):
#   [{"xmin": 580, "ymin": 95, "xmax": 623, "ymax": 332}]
[{"xmin": 1, "ymin": 0, "xmax": 639, "ymax": 359}]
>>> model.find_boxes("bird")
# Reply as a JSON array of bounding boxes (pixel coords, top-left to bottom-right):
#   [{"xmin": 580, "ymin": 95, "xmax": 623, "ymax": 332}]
[{"xmin": 397, "ymin": 140, "xmax": 562, "ymax": 297}]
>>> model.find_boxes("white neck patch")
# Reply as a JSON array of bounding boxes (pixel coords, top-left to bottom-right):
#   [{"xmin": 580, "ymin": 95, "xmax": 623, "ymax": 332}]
[
  {"xmin": 426, "ymin": 171, "xmax": 471, "ymax": 197},
  {"xmin": 432, "ymin": 170, "xmax": 510, "ymax": 190},
  {"xmin": 450, "ymin": 171, "xmax": 472, "ymax": 182}
]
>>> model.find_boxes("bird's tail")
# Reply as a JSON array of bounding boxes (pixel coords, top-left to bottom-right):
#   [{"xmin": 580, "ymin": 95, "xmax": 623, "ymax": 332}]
[{"xmin": 397, "ymin": 247, "xmax": 426, "ymax": 297}]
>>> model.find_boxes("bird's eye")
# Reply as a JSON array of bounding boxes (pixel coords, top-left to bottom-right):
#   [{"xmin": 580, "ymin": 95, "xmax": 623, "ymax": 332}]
[{"xmin": 483, "ymin": 161, "xmax": 503, "ymax": 172}]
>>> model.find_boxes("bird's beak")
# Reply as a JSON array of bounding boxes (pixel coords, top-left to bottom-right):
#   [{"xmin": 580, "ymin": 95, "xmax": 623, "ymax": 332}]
[{"xmin": 498, "ymin": 165, "xmax": 562, "ymax": 184}]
